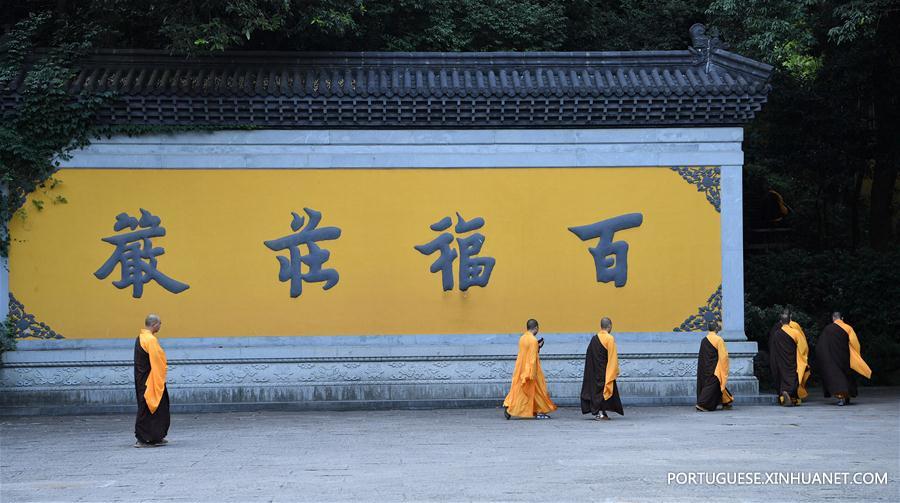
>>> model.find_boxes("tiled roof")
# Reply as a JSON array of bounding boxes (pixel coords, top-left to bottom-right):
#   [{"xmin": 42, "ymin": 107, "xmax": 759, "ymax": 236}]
[{"xmin": 2, "ymin": 47, "xmax": 773, "ymax": 128}]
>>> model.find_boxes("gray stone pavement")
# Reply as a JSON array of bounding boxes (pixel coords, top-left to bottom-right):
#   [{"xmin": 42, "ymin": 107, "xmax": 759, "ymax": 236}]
[{"xmin": 1, "ymin": 389, "xmax": 898, "ymax": 503}]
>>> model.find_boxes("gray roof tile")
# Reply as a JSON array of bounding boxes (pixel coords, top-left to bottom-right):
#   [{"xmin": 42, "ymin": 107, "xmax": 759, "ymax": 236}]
[{"xmin": 2, "ymin": 48, "xmax": 772, "ymax": 127}]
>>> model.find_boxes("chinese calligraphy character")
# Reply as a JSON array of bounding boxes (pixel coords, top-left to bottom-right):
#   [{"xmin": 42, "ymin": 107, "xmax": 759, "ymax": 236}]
[
  {"xmin": 264, "ymin": 208, "xmax": 341, "ymax": 298},
  {"xmin": 94, "ymin": 209, "xmax": 190, "ymax": 298},
  {"xmin": 415, "ymin": 212, "xmax": 495, "ymax": 291},
  {"xmin": 414, "ymin": 216, "xmax": 457, "ymax": 291},
  {"xmin": 568, "ymin": 213, "xmax": 644, "ymax": 287}
]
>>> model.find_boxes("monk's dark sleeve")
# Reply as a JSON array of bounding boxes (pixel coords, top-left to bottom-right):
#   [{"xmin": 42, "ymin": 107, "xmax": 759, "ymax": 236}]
[
  {"xmin": 580, "ymin": 337, "xmax": 604, "ymax": 415},
  {"xmin": 696, "ymin": 337, "xmax": 722, "ymax": 409},
  {"xmin": 817, "ymin": 323, "xmax": 852, "ymax": 398}
]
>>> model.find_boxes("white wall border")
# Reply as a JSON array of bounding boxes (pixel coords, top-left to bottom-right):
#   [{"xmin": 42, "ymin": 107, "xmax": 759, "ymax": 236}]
[
  {"xmin": 62, "ymin": 128, "xmax": 744, "ymax": 169},
  {"xmin": 720, "ymin": 164, "xmax": 746, "ymax": 340}
]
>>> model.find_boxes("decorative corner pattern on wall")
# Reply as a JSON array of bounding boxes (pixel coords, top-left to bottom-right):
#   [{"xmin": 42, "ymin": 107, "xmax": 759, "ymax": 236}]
[
  {"xmin": 673, "ymin": 285, "xmax": 722, "ymax": 332},
  {"xmin": 669, "ymin": 166, "xmax": 721, "ymax": 212},
  {"xmin": 8, "ymin": 293, "xmax": 65, "ymax": 339}
]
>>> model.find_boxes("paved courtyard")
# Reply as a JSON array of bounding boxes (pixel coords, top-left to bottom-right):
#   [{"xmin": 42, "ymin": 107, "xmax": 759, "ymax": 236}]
[{"xmin": 2, "ymin": 389, "xmax": 897, "ymax": 502}]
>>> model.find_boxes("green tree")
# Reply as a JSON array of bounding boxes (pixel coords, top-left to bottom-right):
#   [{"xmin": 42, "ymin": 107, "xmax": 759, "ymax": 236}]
[
  {"xmin": 356, "ymin": 0, "xmax": 567, "ymax": 51},
  {"xmin": 1, "ymin": 13, "xmax": 110, "ymax": 257},
  {"xmin": 708, "ymin": 0, "xmax": 900, "ymax": 249}
]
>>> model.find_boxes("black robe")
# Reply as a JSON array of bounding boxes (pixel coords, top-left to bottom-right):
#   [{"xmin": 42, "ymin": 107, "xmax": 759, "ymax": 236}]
[
  {"xmin": 134, "ymin": 336, "xmax": 170, "ymax": 443},
  {"xmin": 696, "ymin": 337, "xmax": 728, "ymax": 410},
  {"xmin": 817, "ymin": 322, "xmax": 857, "ymax": 398},
  {"xmin": 768, "ymin": 324, "xmax": 799, "ymax": 397},
  {"xmin": 580, "ymin": 335, "xmax": 624, "ymax": 416}
]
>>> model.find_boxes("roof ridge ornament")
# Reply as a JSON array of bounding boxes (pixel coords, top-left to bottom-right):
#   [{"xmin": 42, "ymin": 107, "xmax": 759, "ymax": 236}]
[{"xmin": 689, "ymin": 23, "xmax": 728, "ymax": 73}]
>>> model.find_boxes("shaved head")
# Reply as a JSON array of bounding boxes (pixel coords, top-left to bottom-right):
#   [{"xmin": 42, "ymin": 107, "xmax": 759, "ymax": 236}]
[
  {"xmin": 707, "ymin": 321, "xmax": 719, "ymax": 332},
  {"xmin": 600, "ymin": 317, "xmax": 612, "ymax": 331},
  {"xmin": 779, "ymin": 311, "xmax": 791, "ymax": 325},
  {"xmin": 145, "ymin": 314, "xmax": 161, "ymax": 332},
  {"xmin": 526, "ymin": 318, "xmax": 539, "ymax": 333},
  {"xmin": 832, "ymin": 312, "xmax": 842, "ymax": 321}
]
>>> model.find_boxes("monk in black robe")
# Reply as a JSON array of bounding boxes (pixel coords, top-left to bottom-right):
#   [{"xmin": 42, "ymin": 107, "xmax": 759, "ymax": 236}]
[
  {"xmin": 134, "ymin": 314, "xmax": 170, "ymax": 447},
  {"xmin": 769, "ymin": 311, "xmax": 810, "ymax": 406},
  {"xmin": 817, "ymin": 312, "xmax": 872, "ymax": 406},
  {"xmin": 695, "ymin": 322, "xmax": 734, "ymax": 411},
  {"xmin": 581, "ymin": 317, "xmax": 623, "ymax": 420}
]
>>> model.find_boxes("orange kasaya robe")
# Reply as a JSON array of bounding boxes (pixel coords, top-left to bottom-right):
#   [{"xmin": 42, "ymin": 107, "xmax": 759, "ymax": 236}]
[
  {"xmin": 834, "ymin": 319, "xmax": 872, "ymax": 379},
  {"xmin": 138, "ymin": 329, "xmax": 168, "ymax": 413},
  {"xmin": 706, "ymin": 331, "xmax": 734, "ymax": 404},
  {"xmin": 782, "ymin": 322, "xmax": 811, "ymax": 400},
  {"xmin": 503, "ymin": 332, "xmax": 557, "ymax": 418},
  {"xmin": 597, "ymin": 330, "xmax": 619, "ymax": 401}
]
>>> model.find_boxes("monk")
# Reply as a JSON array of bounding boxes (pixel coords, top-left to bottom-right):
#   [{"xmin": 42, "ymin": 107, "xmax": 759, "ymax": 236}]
[
  {"xmin": 134, "ymin": 314, "xmax": 170, "ymax": 447},
  {"xmin": 580, "ymin": 317, "xmax": 623, "ymax": 420},
  {"xmin": 503, "ymin": 319, "xmax": 557, "ymax": 420},
  {"xmin": 769, "ymin": 311, "xmax": 810, "ymax": 406},
  {"xmin": 817, "ymin": 312, "xmax": 872, "ymax": 406},
  {"xmin": 695, "ymin": 322, "xmax": 734, "ymax": 411}
]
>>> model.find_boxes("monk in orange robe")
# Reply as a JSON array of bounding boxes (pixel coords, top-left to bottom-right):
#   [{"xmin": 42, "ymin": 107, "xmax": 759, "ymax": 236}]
[
  {"xmin": 817, "ymin": 312, "xmax": 872, "ymax": 406},
  {"xmin": 134, "ymin": 314, "xmax": 170, "ymax": 447},
  {"xmin": 769, "ymin": 311, "xmax": 810, "ymax": 406},
  {"xmin": 503, "ymin": 319, "xmax": 557, "ymax": 420}
]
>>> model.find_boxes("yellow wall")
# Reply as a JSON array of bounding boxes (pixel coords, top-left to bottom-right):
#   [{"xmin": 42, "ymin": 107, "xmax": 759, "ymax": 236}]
[{"xmin": 9, "ymin": 167, "xmax": 721, "ymax": 338}]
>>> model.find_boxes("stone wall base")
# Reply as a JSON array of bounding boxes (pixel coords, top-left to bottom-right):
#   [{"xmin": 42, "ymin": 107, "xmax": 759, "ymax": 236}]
[{"xmin": 0, "ymin": 333, "xmax": 766, "ymax": 415}]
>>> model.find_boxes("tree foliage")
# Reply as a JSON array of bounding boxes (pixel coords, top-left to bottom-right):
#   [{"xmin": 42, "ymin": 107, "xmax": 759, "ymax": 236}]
[
  {"xmin": 708, "ymin": 0, "xmax": 899, "ymax": 250},
  {"xmin": 1, "ymin": 12, "xmax": 112, "ymax": 257}
]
